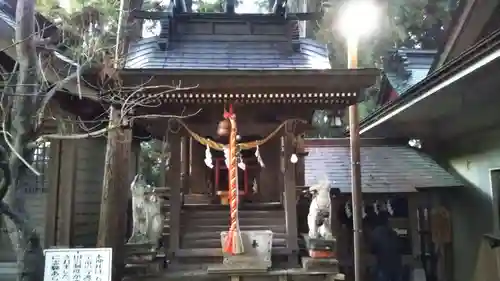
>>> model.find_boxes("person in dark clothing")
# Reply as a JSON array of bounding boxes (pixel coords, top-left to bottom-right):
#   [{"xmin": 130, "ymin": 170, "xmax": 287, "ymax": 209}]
[{"xmin": 370, "ymin": 211, "xmax": 403, "ymax": 281}]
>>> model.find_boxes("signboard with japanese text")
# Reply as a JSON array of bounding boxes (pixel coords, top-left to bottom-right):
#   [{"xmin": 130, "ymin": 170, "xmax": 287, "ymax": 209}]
[{"xmin": 43, "ymin": 248, "xmax": 112, "ymax": 281}]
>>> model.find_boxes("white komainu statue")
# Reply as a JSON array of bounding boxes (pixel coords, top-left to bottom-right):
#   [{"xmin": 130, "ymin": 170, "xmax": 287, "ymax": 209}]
[
  {"xmin": 128, "ymin": 174, "xmax": 164, "ymax": 251},
  {"xmin": 307, "ymin": 179, "xmax": 334, "ymax": 240}
]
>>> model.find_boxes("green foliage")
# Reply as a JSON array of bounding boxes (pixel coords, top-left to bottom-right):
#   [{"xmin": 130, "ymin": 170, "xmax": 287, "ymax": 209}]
[
  {"xmin": 309, "ymin": 0, "xmax": 458, "ymax": 136},
  {"xmin": 138, "ymin": 140, "xmax": 163, "ymax": 186},
  {"xmin": 194, "ymin": 0, "xmax": 224, "ymax": 12},
  {"xmin": 35, "ymin": 0, "xmax": 165, "ymax": 65}
]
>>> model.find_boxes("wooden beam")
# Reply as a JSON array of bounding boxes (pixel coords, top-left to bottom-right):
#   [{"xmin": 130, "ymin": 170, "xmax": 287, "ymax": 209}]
[
  {"xmin": 130, "ymin": 10, "xmax": 322, "ymax": 21},
  {"xmin": 273, "ymin": 0, "xmax": 286, "ymax": 15},
  {"xmin": 97, "ymin": 107, "xmax": 132, "ymax": 281},
  {"xmin": 119, "ymin": 68, "xmax": 379, "ymax": 94},
  {"xmin": 225, "ymin": 0, "xmax": 235, "ymax": 13},
  {"xmin": 435, "ymin": 0, "xmax": 498, "ymax": 69},
  {"xmin": 188, "ymin": 122, "xmax": 303, "ymax": 138},
  {"xmin": 44, "ymin": 139, "xmax": 62, "ymax": 248},
  {"xmin": 281, "ymin": 131, "xmax": 299, "ymax": 266}
]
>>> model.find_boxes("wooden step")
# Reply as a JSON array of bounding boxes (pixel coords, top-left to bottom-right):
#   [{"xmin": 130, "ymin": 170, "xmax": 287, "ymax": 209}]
[
  {"xmin": 124, "ymin": 258, "xmax": 164, "ymax": 276},
  {"xmin": 181, "ymin": 237, "xmax": 288, "ymax": 248},
  {"xmin": 181, "ymin": 222, "xmax": 286, "ymax": 233},
  {"xmin": 175, "ymin": 247, "xmax": 291, "ymax": 258},
  {"xmin": 182, "ymin": 209, "xmax": 283, "ymax": 218},
  {"xmin": 153, "ymin": 187, "xmax": 171, "ymax": 194},
  {"xmin": 182, "ymin": 231, "xmax": 287, "ymax": 240},
  {"xmin": 183, "ymin": 194, "xmax": 213, "ymax": 204},
  {"xmin": 182, "ymin": 202, "xmax": 283, "ymax": 211},
  {"xmin": 181, "ymin": 217, "xmax": 285, "ymax": 227}
]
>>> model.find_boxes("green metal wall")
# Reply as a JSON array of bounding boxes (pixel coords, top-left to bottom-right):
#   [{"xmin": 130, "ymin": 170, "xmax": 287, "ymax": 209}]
[{"xmin": 437, "ymin": 127, "xmax": 500, "ymax": 281}]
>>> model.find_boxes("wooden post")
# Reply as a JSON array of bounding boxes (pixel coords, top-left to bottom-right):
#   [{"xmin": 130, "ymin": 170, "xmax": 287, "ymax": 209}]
[
  {"xmin": 45, "ymin": 139, "xmax": 62, "ymax": 248},
  {"xmin": 180, "ymin": 135, "xmax": 189, "ymax": 194},
  {"xmin": 97, "ymin": 107, "xmax": 132, "ymax": 281},
  {"xmin": 168, "ymin": 133, "xmax": 181, "ymax": 258},
  {"xmin": 57, "ymin": 140, "xmax": 77, "ymax": 246},
  {"xmin": 189, "ymin": 137, "xmax": 205, "ymax": 194},
  {"xmin": 159, "ymin": 134, "xmax": 167, "ymax": 188},
  {"xmin": 282, "ymin": 131, "xmax": 299, "ymax": 266}
]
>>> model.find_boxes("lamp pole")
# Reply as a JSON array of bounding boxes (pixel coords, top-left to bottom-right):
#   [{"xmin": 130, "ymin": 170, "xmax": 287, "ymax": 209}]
[
  {"xmin": 347, "ymin": 35, "xmax": 363, "ymax": 281},
  {"xmin": 338, "ymin": 3, "xmax": 379, "ymax": 280}
]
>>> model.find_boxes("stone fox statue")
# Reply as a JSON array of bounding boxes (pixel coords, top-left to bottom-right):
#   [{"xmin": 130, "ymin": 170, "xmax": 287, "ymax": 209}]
[
  {"xmin": 307, "ymin": 179, "xmax": 334, "ymax": 240},
  {"xmin": 128, "ymin": 174, "xmax": 164, "ymax": 251}
]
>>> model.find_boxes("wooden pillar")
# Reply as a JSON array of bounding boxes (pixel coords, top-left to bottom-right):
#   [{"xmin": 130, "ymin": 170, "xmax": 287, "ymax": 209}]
[
  {"xmin": 295, "ymin": 153, "xmax": 307, "ymax": 187},
  {"xmin": 57, "ymin": 140, "xmax": 77, "ymax": 246},
  {"xmin": 45, "ymin": 139, "xmax": 62, "ymax": 248},
  {"xmin": 282, "ymin": 131, "xmax": 299, "ymax": 265},
  {"xmin": 167, "ymin": 133, "xmax": 181, "ymax": 258},
  {"xmin": 180, "ymin": 135, "xmax": 189, "ymax": 194},
  {"xmin": 97, "ymin": 107, "xmax": 132, "ymax": 281},
  {"xmin": 158, "ymin": 134, "xmax": 168, "ymax": 188},
  {"xmin": 189, "ymin": 138, "xmax": 205, "ymax": 194}
]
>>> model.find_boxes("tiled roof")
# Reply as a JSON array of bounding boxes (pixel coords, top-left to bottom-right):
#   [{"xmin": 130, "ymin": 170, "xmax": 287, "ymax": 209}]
[
  {"xmin": 304, "ymin": 140, "xmax": 462, "ymax": 193},
  {"xmin": 384, "ymin": 49, "xmax": 436, "ymax": 95},
  {"xmin": 125, "ymin": 37, "xmax": 331, "ymax": 69}
]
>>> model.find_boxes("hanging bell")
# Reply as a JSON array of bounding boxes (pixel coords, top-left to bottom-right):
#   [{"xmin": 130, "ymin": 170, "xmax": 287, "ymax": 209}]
[{"xmin": 217, "ymin": 119, "xmax": 230, "ymax": 137}]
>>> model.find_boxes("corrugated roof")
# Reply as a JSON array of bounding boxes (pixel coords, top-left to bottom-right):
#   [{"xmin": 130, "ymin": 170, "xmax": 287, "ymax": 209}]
[
  {"xmin": 125, "ymin": 37, "xmax": 331, "ymax": 69},
  {"xmin": 304, "ymin": 142, "xmax": 462, "ymax": 193}
]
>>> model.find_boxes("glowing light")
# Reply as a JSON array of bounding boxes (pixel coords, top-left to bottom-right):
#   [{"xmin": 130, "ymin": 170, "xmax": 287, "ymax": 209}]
[
  {"xmin": 338, "ymin": 0, "xmax": 380, "ymax": 39},
  {"xmin": 290, "ymin": 154, "xmax": 298, "ymax": 164}
]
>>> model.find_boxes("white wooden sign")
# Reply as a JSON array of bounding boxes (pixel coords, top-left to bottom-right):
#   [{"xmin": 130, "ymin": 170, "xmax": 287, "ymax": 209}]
[{"xmin": 43, "ymin": 248, "xmax": 112, "ymax": 281}]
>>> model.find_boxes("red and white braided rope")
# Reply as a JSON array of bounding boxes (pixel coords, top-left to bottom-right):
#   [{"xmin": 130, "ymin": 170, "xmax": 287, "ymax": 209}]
[{"xmin": 223, "ymin": 106, "xmax": 244, "ymax": 255}]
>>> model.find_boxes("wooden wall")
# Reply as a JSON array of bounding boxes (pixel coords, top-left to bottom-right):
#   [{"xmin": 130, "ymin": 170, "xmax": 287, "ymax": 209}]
[
  {"xmin": 46, "ymin": 138, "xmax": 139, "ymax": 248},
  {"xmin": 186, "ymin": 135, "xmax": 282, "ymax": 201},
  {"xmin": 0, "ymin": 180, "xmax": 47, "ymax": 261},
  {"xmin": 72, "ymin": 138, "xmax": 107, "ymax": 246},
  {"xmin": 0, "ymin": 142, "xmax": 51, "ymax": 261},
  {"xmin": 259, "ymin": 137, "xmax": 281, "ymax": 202}
]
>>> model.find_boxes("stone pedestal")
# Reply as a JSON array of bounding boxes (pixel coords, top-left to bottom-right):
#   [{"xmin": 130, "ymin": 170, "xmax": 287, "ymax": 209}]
[
  {"xmin": 303, "ymin": 234, "xmax": 339, "ymax": 273},
  {"xmin": 207, "ymin": 230, "xmax": 273, "ymax": 274},
  {"xmin": 304, "ymin": 234, "xmax": 337, "ymax": 257},
  {"xmin": 302, "ymin": 257, "xmax": 340, "ymax": 272}
]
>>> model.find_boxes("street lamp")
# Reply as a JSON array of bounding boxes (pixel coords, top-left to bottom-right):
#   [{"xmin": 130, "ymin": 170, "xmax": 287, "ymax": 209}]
[
  {"xmin": 338, "ymin": 0, "xmax": 380, "ymax": 68},
  {"xmin": 337, "ymin": 2, "xmax": 380, "ymax": 281}
]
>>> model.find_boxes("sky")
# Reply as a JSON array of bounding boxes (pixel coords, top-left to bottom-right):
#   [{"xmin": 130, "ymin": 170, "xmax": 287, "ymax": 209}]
[{"xmin": 236, "ymin": 0, "xmax": 265, "ymax": 13}]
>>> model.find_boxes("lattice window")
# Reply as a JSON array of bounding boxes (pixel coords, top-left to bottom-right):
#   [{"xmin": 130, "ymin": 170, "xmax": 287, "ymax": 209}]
[{"xmin": 24, "ymin": 141, "xmax": 51, "ymax": 194}]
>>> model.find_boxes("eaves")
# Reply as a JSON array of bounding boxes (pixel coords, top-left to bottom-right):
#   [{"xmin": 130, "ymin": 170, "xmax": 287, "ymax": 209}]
[
  {"xmin": 430, "ymin": 0, "xmax": 498, "ymax": 72},
  {"xmin": 347, "ymin": 29, "xmax": 500, "ymax": 136}
]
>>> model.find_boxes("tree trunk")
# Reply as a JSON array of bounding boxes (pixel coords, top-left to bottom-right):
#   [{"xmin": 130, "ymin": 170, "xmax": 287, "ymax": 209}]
[
  {"xmin": 0, "ymin": 0, "xmax": 45, "ymax": 280},
  {"xmin": 97, "ymin": 107, "xmax": 132, "ymax": 281}
]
